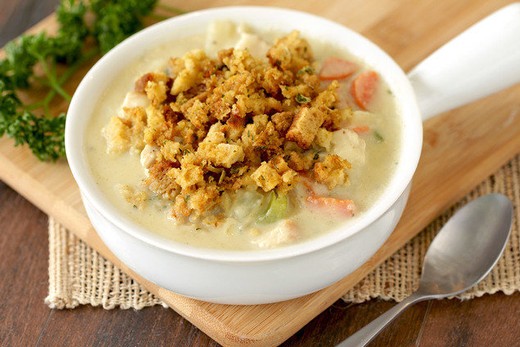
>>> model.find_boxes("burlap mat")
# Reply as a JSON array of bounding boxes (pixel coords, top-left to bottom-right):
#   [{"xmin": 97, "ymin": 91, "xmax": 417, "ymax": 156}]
[{"xmin": 45, "ymin": 154, "xmax": 520, "ymax": 309}]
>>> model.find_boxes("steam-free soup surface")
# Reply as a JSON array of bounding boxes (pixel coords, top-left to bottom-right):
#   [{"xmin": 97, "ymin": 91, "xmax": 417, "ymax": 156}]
[{"xmin": 85, "ymin": 22, "xmax": 401, "ymax": 250}]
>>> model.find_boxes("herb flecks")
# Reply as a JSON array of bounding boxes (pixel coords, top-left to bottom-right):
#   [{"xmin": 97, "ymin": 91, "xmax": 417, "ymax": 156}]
[
  {"xmin": 374, "ymin": 130, "xmax": 384, "ymax": 143},
  {"xmin": 297, "ymin": 66, "xmax": 314, "ymax": 75},
  {"xmin": 295, "ymin": 93, "xmax": 311, "ymax": 104}
]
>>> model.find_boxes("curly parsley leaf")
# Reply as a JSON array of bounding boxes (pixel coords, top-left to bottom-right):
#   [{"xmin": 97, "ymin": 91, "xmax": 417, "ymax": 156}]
[
  {"xmin": 54, "ymin": 0, "xmax": 89, "ymax": 63},
  {"xmin": 0, "ymin": 0, "xmax": 180, "ymax": 161},
  {"xmin": 8, "ymin": 111, "xmax": 66, "ymax": 161},
  {"xmin": 0, "ymin": 80, "xmax": 21, "ymax": 137},
  {"xmin": 91, "ymin": 0, "xmax": 158, "ymax": 53},
  {"xmin": 0, "ymin": 80, "xmax": 66, "ymax": 161},
  {"xmin": 4, "ymin": 35, "xmax": 41, "ymax": 88}
]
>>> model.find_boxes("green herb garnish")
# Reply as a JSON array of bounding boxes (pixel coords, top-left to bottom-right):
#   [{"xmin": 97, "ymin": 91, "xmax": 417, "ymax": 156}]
[
  {"xmin": 374, "ymin": 130, "xmax": 384, "ymax": 143},
  {"xmin": 0, "ymin": 0, "xmax": 184, "ymax": 161},
  {"xmin": 295, "ymin": 93, "xmax": 311, "ymax": 104},
  {"xmin": 297, "ymin": 66, "xmax": 314, "ymax": 75}
]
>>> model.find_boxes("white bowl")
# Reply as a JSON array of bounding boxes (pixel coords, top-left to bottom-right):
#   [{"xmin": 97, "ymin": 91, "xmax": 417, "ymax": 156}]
[{"xmin": 66, "ymin": 6, "xmax": 424, "ymax": 304}]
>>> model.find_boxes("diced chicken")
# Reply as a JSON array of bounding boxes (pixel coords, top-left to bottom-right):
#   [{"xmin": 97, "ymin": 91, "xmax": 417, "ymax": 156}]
[
  {"xmin": 232, "ymin": 190, "xmax": 264, "ymax": 221},
  {"xmin": 140, "ymin": 145, "xmax": 159, "ymax": 175},
  {"xmin": 252, "ymin": 220, "xmax": 299, "ymax": 248},
  {"xmin": 331, "ymin": 129, "xmax": 366, "ymax": 166},
  {"xmin": 352, "ymin": 110, "xmax": 373, "ymax": 122},
  {"xmin": 234, "ymin": 32, "xmax": 270, "ymax": 59},
  {"xmin": 118, "ymin": 91, "xmax": 150, "ymax": 119},
  {"xmin": 205, "ymin": 21, "xmax": 242, "ymax": 57},
  {"xmin": 205, "ymin": 20, "xmax": 270, "ymax": 59},
  {"xmin": 349, "ymin": 110, "xmax": 374, "ymax": 128}
]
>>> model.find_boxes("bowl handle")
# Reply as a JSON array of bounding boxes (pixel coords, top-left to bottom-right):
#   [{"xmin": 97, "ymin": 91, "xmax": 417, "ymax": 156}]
[{"xmin": 408, "ymin": 3, "xmax": 520, "ymax": 121}]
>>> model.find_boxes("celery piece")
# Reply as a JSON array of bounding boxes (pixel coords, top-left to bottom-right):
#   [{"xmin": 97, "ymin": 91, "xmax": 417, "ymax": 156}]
[
  {"xmin": 374, "ymin": 131, "xmax": 384, "ymax": 143},
  {"xmin": 258, "ymin": 192, "xmax": 289, "ymax": 224}
]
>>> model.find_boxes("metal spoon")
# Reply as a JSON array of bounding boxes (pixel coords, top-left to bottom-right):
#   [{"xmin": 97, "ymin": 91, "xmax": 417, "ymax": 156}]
[{"xmin": 337, "ymin": 193, "xmax": 514, "ymax": 347}]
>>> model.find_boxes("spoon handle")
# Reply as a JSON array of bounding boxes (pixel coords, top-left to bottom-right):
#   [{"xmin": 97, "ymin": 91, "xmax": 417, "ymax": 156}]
[{"xmin": 336, "ymin": 293, "xmax": 426, "ymax": 347}]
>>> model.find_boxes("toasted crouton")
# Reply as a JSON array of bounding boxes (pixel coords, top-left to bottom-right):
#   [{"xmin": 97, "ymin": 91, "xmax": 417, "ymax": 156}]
[
  {"xmin": 168, "ymin": 163, "xmax": 204, "ymax": 190},
  {"xmin": 316, "ymin": 128, "xmax": 333, "ymax": 151},
  {"xmin": 208, "ymin": 143, "xmax": 245, "ymax": 168},
  {"xmin": 145, "ymin": 80, "xmax": 168, "ymax": 106},
  {"xmin": 313, "ymin": 154, "xmax": 351, "ymax": 189},
  {"xmin": 171, "ymin": 49, "xmax": 209, "ymax": 95},
  {"xmin": 251, "ymin": 162, "xmax": 282, "ymax": 192},
  {"xmin": 103, "ymin": 117, "xmax": 131, "ymax": 154},
  {"xmin": 182, "ymin": 98, "xmax": 209, "ymax": 128},
  {"xmin": 143, "ymin": 106, "xmax": 166, "ymax": 145},
  {"xmin": 271, "ymin": 111, "xmax": 294, "ymax": 134},
  {"xmin": 267, "ymin": 31, "xmax": 313, "ymax": 73},
  {"xmin": 286, "ymin": 107, "xmax": 325, "ymax": 149},
  {"xmin": 160, "ymin": 141, "xmax": 181, "ymax": 162},
  {"xmin": 253, "ymin": 121, "xmax": 283, "ymax": 155},
  {"xmin": 134, "ymin": 72, "xmax": 169, "ymax": 93},
  {"xmin": 286, "ymin": 151, "xmax": 313, "ymax": 172}
]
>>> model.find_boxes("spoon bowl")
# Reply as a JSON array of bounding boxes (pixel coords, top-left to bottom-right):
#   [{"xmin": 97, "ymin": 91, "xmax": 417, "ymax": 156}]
[
  {"xmin": 419, "ymin": 193, "xmax": 514, "ymax": 297},
  {"xmin": 338, "ymin": 193, "xmax": 514, "ymax": 347}
]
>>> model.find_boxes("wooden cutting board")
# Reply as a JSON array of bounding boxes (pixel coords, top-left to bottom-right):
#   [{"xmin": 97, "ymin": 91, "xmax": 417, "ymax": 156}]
[{"xmin": 1, "ymin": 1, "xmax": 519, "ymax": 346}]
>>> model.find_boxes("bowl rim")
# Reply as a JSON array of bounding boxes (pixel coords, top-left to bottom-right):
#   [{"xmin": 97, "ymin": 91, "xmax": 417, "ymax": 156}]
[{"xmin": 66, "ymin": 6, "xmax": 423, "ymax": 262}]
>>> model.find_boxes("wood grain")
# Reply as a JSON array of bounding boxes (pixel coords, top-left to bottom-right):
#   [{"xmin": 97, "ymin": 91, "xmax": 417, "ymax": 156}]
[
  {"xmin": 1, "ymin": 0, "xmax": 519, "ymax": 346},
  {"xmin": 0, "ymin": 183, "xmax": 50, "ymax": 347}
]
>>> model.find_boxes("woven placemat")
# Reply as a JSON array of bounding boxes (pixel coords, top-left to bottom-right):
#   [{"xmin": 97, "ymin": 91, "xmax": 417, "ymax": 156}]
[{"xmin": 45, "ymin": 154, "xmax": 520, "ymax": 309}]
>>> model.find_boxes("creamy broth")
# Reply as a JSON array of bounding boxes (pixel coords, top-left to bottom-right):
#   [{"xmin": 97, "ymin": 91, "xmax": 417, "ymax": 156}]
[{"xmin": 85, "ymin": 23, "xmax": 401, "ymax": 250}]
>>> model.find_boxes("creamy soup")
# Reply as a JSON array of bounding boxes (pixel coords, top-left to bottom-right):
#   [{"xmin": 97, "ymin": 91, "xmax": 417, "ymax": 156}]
[{"xmin": 85, "ymin": 22, "xmax": 401, "ymax": 250}]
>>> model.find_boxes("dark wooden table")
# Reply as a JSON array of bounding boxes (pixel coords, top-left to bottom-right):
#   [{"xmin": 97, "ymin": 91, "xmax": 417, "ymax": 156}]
[{"xmin": 1, "ymin": 1, "xmax": 520, "ymax": 346}]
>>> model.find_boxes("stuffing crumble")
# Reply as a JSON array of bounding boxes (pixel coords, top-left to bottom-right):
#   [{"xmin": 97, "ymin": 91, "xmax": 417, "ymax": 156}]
[
  {"xmin": 104, "ymin": 31, "xmax": 354, "ymax": 223},
  {"xmin": 119, "ymin": 184, "xmax": 148, "ymax": 210}
]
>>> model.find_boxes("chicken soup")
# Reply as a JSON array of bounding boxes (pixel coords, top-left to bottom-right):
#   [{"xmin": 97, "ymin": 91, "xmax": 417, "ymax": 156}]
[{"xmin": 85, "ymin": 22, "xmax": 401, "ymax": 250}]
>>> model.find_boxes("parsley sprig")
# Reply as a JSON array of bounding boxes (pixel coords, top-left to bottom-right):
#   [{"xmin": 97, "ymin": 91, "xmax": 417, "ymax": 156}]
[{"xmin": 0, "ymin": 0, "xmax": 183, "ymax": 161}]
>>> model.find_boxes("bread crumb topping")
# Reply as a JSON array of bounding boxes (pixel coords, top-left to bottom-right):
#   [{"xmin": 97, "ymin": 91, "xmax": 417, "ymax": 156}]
[{"xmin": 104, "ymin": 31, "xmax": 353, "ymax": 223}]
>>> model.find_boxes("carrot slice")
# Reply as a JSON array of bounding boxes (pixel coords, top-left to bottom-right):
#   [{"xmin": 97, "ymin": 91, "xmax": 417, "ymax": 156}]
[
  {"xmin": 351, "ymin": 70, "xmax": 379, "ymax": 110},
  {"xmin": 307, "ymin": 194, "xmax": 356, "ymax": 217},
  {"xmin": 352, "ymin": 125, "xmax": 370, "ymax": 134},
  {"xmin": 319, "ymin": 57, "xmax": 357, "ymax": 81}
]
